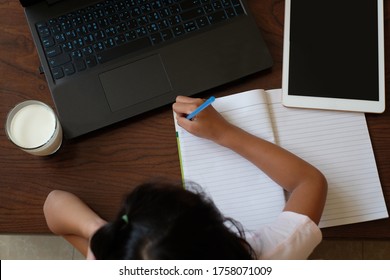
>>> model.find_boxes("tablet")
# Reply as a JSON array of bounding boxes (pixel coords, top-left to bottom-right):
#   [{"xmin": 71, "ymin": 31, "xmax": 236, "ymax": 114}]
[{"xmin": 282, "ymin": 0, "xmax": 385, "ymax": 113}]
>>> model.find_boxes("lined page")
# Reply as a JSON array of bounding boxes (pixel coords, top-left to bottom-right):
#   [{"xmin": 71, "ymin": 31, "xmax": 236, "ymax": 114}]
[
  {"xmin": 175, "ymin": 89, "xmax": 285, "ymax": 231},
  {"xmin": 266, "ymin": 89, "xmax": 388, "ymax": 228}
]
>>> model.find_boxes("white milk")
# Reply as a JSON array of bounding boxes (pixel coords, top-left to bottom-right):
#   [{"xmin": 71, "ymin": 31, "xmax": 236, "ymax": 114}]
[
  {"xmin": 10, "ymin": 104, "xmax": 56, "ymax": 148},
  {"xmin": 7, "ymin": 101, "xmax": 62, "ymax": 156}
]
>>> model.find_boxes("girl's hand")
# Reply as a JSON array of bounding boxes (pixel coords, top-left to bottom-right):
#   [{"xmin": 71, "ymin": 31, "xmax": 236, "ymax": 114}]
[{"xmin": 172, "ymin": 96, "xmax": 234, "ymax": 144}]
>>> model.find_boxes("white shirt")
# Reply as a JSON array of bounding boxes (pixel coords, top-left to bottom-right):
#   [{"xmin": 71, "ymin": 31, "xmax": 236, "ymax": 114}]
[{"xmin": 246, "ymin": 211, "xmax": 322, "ymax": 260}]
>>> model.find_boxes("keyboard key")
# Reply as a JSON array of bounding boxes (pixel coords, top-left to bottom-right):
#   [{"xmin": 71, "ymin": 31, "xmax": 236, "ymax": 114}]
[
  {"xmin": 115, "ymin": 1, "xmax": 127, "ymax": 11},
  {"xmin": 73, "ymin": 38, "xmax": 85, "ymax": 49},
  {"xmin": 169, "ymin": 4, "xmax": 181, "ymax": 14},
  {"xmin": 36, "ymin": 22, "xmax": 47, "ymax": 29},
  {"xmin": 225, "ymin": 7, "xmax": 236, "ymax": 18},
  {"xmin": 60, "ymin": 20, "xmax": 73, "ymax": 31},
  {"xmin": 63, "ymin": 63, "xmax": 75, "ymax": 76},
  {"xmin": 83, "ymin": 34, "xmax": 95, "ymax": 45},
  {"xmin": 82, "ymin": 46, "xmax": 94, "ymax": 55},
  {"xmin": 148, "ymin": 12, "xmax": 161, "ymax": 22},
  {"xmin": 158, "ymin": 19, "xmax": 170, "ymax": 29},
  {"xmin": 98, "ymin": 18, "xmax": 110, "ymax": 28},
  {"xmin": 48, "ymin": 18, "xmax": 58, "ymax": 26},
  {"xmin": 52, "ymin": 67, "xmax": 64, "ymax": 80},
  {"xmin": 46, "ymin": 45, "xmax": 62, "ymax": 58},
  {"xmin": 82, "ymin": 12, "xmax": 94, "ymax": 23},
  {"xmin": 116, "ymin": 22, "xmax": 128, "ymax": 33},
  {"xmin": 97, "ymin": 37, "xmax": 152, "ymax": 63},
  {"xmin": 180, "ymin": 0, "xmax": 201, "ymax": 11},
  {"xmin": 38, "ymin": 26, "xmax": 51, "ymax": 38},
  {"xmin": 140, "ymin": 3, "xmax": 152, "ymax": 14},
  {"xmin": 94, "ymin": 30, "xmax": 106, "ymax": 40},
  {"xmin": 221, "ymin": 0, "xmax": 231, "ymax": 7},
  {"xmin": 92, "ymin": 42, "xmax": 105, "ymax": 52},
  {"xmin": 234, "ymin": 5, "xmax": 244, "ymax": 15},
  {"xmin": 76, "ymin": 26, "xmax": 89, "ymax": 36},
  {"xmin": 151, "ymin": 0, "xmax": 163, "ymax": 10},
  {"xmin": 159, "ymin": 7, "xmax": 171, "ymax": 18},
  {"xmin": 54, "ymin": 34, "xmax": 66, "ymax": 43},
  {"xmin": 196, "ymin": 16, "xmax": 209, "ymax": 27},
  {"xmin": 109, "ymin": 14, "xmax": 121, "ymax": 24},
  {"xmin": 94, "ymin": 8, "xmax": 105, "ymax": 19},
  {"xmin": 212, "ymin": 0, "xmax": 222, "ymax": 10},
  {"xmin": 71, "ymin": 50, "xmax": 83, "ymax": 60},
  {"xmin": 203, "ymin": 4, "xmax": 214, "ymax": 13},
  {"xmin": 147, "ymin": 23, "xmax": 159, "ymax": 33},
  {"xmin": 161, "ymin": 29, "xmax": 173, "ymax": 41},
  {"xmin": 180, "ymin": 7, "xmax": 205, "ymax": 21},
  {"xmin": 74, "ymin": 59, "xmax": 86, "ymax": 71},
  {"xmin": 48, "ymin": 53, "xmax": 71, "ymax": 67},
  {"xmin": 184, "ymin": 21, "xmax": 197, "ymax": 32},
  {"xmin": 50, "ymin": 25, "xmax": 62, "ymax": 36},
  {"xmin": 42, "ymin": 37, "xmax": 55, "ymax": 48},
  {"xmin": 105, "ymin": 27, "xmax": 117, "ymax": 37},
  {"xmin": 208, "ymin": 11, "xmax": 227, "ymax": 24},
  {"xmin": 136, "ymin": 26, "xmax": 148, "ymax": 37},
  {"xmin": 61, "ymin": 42, "xmax": 74, "ymax": 52},
  {"xmin": 231, "ymin": 0, "xmax": 241, "ymax": 7},
  {"xmin": 104, "ymin": 5, "xmax": 116, "ymax": 16},
  {"xmin": 169, "ymin": 15, "xmax": 182, "ymax": 25},
  {"xmin": 124, "ymin": 30, "xmax": 137, "ymax": 41},
  {"xmin": 150, "ymin": 32, "xmax": 163, "ymax": 45},
  {"xmin": 87, "ymin": 22, "xmax": 99, "ymax": 32},
  {"xmin": 137, "ymin": 15, "xmax": 149, "ymax": 26},
  {"xmin": 65, "ymin": 30, "xmax": 77, "ymax": 40},
  {"xmin": 173, "ymin": 25, "xmax": 186, "ymax": 36},
  {"xmin": 85, "ymin": 55, "xmax": 97, "ymax": 68},
  {"xmin": 103, "ymin": 38, "xmax": 116, "ymax": 48},
  {"xmin": 127, "ymin": 18, "xmax": 138, "ymax": 29},
  {"xmin": 72, "ymin": 16, "xmax": 84, "ymax": 26},
  {"xmin": 114, "ymin": 34, "xmax": 127, "ymax": 45}
]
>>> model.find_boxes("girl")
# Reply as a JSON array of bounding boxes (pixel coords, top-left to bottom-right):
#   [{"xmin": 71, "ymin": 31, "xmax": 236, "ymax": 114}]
[{"xmin": 44, "ymin": 96, "xmax": 327, "ymax": 259}]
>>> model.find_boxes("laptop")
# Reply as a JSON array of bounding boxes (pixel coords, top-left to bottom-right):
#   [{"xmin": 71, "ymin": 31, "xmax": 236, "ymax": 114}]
[{"xmin": 19, "ymin": 0, "xmax": 273, "ymax": 138}]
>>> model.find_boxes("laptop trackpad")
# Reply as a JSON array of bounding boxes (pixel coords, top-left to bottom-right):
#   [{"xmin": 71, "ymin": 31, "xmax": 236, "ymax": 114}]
[{"xmin": 99, "ymin": 55, "xmax": 172, "ymax": 112}]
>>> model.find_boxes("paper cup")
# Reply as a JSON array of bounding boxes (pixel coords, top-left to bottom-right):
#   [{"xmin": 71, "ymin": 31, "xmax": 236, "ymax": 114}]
[{"xmin": 5, "ymin": 100, "xmax": 62, "ymax": 156}]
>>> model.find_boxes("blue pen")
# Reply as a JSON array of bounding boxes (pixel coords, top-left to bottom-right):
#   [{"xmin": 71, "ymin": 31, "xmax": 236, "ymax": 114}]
[{"xmin": 186, "ymin": 96, "xmax": 216, "ymax": 120}]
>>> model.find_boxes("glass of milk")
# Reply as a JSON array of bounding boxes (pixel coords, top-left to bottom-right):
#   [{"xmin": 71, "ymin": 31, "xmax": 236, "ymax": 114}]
[{"xmin": 5, "ymin": 100, "xmax": 63, "ymax": 156}]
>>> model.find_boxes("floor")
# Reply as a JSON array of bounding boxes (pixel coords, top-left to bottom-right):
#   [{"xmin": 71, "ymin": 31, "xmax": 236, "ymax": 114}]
[
  {"xmin": 1, "ymin": 234, "xmax": 390, "ymax": 259},
  {"xmin": 0, "ymin": 235, "xmax": 85, "ymax": 260}
]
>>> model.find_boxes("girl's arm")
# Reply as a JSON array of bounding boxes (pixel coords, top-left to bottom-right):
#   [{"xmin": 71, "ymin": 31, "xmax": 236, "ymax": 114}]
[
  {"xmin": 173, "ymin": 96, "xmax": 327, "ymax": 224},
  {"xmin": 43, "ymin": 190, "xmax": 107, "ymax": 257}
]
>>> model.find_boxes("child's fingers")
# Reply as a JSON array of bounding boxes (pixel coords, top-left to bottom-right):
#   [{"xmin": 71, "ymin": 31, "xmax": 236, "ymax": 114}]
[
  {"xmin": 176, "ymin": 114, "xmax": 199, "ymax": 134},
  {"xmin": 172, "ymin": 100, "xmax": 200, "ymax": 116},
  {"xmin": 175, "ymin": 95, "xmax": 203, "ymax": 104}
]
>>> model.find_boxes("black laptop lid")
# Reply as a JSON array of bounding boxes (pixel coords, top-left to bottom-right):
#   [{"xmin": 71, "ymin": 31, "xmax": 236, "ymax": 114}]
[
  {"xmin": 20, "ymin": 0, "xmax": 62, "ymax": 7},
  {"xmin": 20, "ymin": 0, "xmax": 42, "ymax": 7}
]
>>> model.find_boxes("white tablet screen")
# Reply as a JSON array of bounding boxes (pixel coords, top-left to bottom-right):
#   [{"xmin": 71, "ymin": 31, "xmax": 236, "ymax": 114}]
[{"xmin": 283, "ymin": 0, "xmax": 385, "ymax": 112}]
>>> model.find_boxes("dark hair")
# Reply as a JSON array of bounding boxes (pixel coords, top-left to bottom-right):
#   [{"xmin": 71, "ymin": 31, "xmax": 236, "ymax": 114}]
[{"xmin": 90, "ymin": 181, "xmax": 255, "ymax": 259}]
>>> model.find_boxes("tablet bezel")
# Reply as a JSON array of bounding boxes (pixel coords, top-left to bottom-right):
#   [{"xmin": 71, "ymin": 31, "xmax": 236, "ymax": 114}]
[{"xmin": 282, "ymin": 0, "xmax": 385, "ymax": 113}]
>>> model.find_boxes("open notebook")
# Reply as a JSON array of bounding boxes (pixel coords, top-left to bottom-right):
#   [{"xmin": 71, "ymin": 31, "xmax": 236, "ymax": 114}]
[{"xmin": 174, "ymin": 89, "xmax": 388, "ymax": 231}]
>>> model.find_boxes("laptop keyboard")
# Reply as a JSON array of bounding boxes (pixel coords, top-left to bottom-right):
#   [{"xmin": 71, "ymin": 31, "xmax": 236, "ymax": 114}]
[{"xmin": 35, "ymin": 0, "xmax": 245, "ymax": 80}]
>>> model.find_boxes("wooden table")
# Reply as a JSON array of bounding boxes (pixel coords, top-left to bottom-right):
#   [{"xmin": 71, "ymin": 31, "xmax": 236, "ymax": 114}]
[{"xmin": 1, "ymin": 0, "xmax": 389, "ymax": 237}]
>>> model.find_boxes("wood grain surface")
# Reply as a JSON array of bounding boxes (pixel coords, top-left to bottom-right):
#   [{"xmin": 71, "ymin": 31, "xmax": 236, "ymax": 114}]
[{"xmin": 0, "ymin": 0, "xmax": 389, "ymax": 237}]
